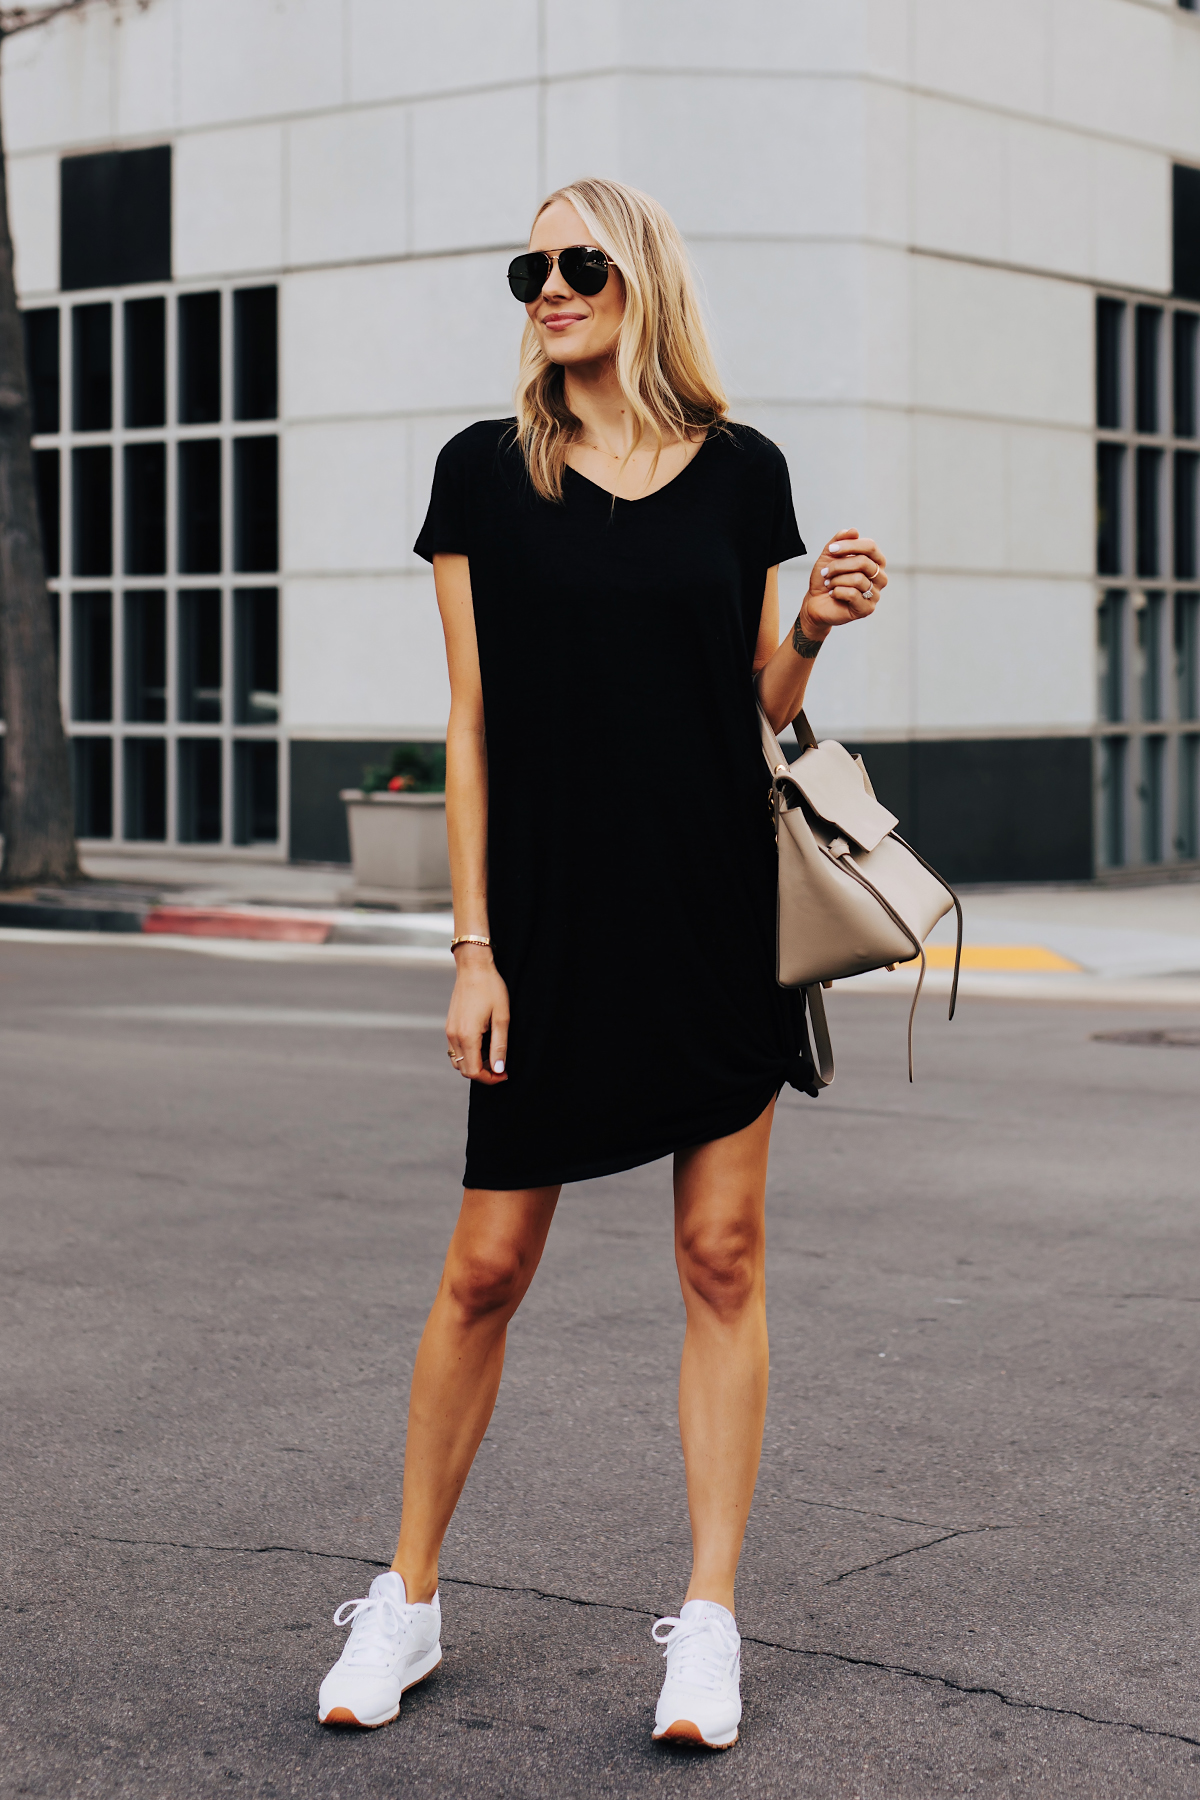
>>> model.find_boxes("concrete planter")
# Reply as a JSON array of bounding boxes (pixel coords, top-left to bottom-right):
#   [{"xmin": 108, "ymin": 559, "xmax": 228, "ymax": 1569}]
[{"xmin": 339, "ymin": 789, "xmax": 452, "ymax": 910}]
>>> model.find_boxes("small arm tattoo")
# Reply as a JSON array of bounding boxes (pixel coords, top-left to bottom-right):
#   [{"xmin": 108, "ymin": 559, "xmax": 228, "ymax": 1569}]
[{"xmin": 792, "ymin": 614, "xmax": 825, "ymax": 658}]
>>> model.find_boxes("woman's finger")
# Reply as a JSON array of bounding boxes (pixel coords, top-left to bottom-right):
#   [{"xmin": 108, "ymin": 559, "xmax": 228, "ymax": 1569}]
[
  {"xmin": 459, "ymin": 1032, "xmax": 486, "ymax": 1078},
  {"xmin": 489, "ymin": 1009, "xmax": 509, "ymax": 1077}
]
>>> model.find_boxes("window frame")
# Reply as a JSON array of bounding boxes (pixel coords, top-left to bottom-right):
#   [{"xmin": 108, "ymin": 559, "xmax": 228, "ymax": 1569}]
[{"xmin": 27, "ymin": 277, "xmax": 284, "ymax": 856}]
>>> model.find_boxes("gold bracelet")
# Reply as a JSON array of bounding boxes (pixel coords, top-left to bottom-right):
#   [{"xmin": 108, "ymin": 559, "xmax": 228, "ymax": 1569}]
[{"xmin": 450, "ymin": 934, "xmax": 491, "ymax": 952}]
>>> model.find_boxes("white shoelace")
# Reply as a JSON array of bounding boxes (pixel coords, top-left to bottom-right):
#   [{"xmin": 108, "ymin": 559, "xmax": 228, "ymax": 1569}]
[
  {"xmin": 333, "ymin": 1592, "xmax": 409, "ymax": 1668},
  {"xmin": 652, "ymin": 1613, "xmax": 740, "ymax": 1691}
]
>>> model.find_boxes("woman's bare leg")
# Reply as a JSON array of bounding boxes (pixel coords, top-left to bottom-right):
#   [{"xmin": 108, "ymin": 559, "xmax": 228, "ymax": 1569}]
[
  {"xmin": 673, "ymin": 1098, "xmax": 775, "ymax": 1615},
  {"xmin": 392, "ymin": 1185, "xmax": 560, "ymax": 1601}
]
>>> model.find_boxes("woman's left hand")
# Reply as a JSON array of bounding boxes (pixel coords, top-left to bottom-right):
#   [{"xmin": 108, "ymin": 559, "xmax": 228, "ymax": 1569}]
[{"xmin": 800, "ymin": 528, "xmax": 888, "ymax": 635}]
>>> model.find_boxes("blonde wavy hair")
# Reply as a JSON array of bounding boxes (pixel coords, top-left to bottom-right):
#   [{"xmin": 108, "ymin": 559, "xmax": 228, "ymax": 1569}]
[{"xmin": 513, "ymin": 178, "xmax": 728, "ymax": 502}]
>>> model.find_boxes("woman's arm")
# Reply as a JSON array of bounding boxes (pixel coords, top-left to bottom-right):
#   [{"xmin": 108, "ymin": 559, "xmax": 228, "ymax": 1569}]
[
  {"xmin": 753, "ymin": 528, "xmax": 888, "ymax": 734},
  {"xmin": 433, "ymin": 553, "xmax": 509, "ymax": 1084}
]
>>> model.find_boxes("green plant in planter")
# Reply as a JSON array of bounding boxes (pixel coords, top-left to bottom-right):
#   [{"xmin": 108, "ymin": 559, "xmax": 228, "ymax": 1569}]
[{"xmin": 361, "ymin": 743, "xmax": 447, "ymax": 795}]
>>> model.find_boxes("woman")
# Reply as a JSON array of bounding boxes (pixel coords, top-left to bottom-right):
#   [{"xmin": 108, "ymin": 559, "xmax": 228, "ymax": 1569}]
[{"xmin": 318, "ymin": 178, "xmax": 885, "ymax": 1749}]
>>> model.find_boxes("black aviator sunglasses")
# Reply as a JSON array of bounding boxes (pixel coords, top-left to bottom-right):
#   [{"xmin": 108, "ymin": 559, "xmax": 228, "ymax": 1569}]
[{"xmin": 507, "ymin": 245, "xmax": 611, "ymax": 303}]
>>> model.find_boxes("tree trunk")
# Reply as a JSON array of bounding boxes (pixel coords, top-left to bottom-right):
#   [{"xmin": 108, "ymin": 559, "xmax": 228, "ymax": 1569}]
[{"xmin": 0, "ymin": 45, "xmax": 79, "ymax": 886}]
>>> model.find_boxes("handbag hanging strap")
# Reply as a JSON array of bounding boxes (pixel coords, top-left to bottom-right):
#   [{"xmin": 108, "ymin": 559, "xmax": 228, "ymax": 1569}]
[{"xmin": 803, "ymin": 983, "xmax": 834, "ymax": 1087}]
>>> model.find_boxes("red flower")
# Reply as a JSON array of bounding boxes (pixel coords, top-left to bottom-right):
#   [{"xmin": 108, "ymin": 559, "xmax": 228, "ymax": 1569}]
[{"xmin": 387, "ymin": 774, "xmax": 413, "ymax": 791}]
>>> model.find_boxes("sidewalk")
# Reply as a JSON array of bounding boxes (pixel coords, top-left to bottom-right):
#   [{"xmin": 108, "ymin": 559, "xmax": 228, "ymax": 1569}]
[{"xmin": 1, "ymin": 850, "xmax": 1199, "ymax": 1004}]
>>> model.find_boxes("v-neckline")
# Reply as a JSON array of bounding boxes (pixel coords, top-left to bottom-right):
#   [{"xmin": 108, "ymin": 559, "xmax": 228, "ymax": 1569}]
[{"xmin": 564, "ymin": 431, "xmax": 711, "ymax": 505}]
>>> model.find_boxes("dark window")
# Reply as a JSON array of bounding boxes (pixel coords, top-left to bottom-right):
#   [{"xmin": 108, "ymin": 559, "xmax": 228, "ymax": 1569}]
[
  {"xmin": 234, "ymin": 588, "xmax": 279, "ymax": 722},
  {"xmin": 1174, "ymin": 164, "xmax": 1200, "ymax": 301},
  {"xmin": 234, "ymin": 436, "xmax": 278, "ymax": 571},
  {"xmin": 123, "ymin": 737, "xmax": 167, "ymax": 841},
  {"xmin": 178, "ymin": 737, "xmax": 222, "ymax": 842},
  {"xmin": 1174, "ymin": 311, "xmax": 1197, "ymax": 437},
  {"xmin": 123, "ymin": 442, "xmax": 166, "ymax": 575},
  {"xmin": 1098, "ymin": 590, "xmax": 1126, "ymax": 722},
  {"xmin": 234, "ymin": 287, "xmax": 278, "ymax": 421},
  {"xmin": 1177, "ymin": 592, "xmax": 1200, "ymax": 720},
  {"xmin": 60, "ymin": 146, "xmax": 170, "ymax": 291},
  {"xmin": 179, "ymin": 291, "xmax": 221, "ymax": 424},
  {"xmin": 72, "ymin": 445, "xmax": 112, "ymax": 575},
  {"xmin": 70, "ymin": 591, "xmax": 112, "ymax": 721},
  {"xmin": 34, "ymin": 449, "xmax": 60, "ymax": 577},
  {"xmin": 1177, "ymin": 451, "xmax": 1199, "ymax": 579},
  {"xmin": 1178, "ymin": 734, "xmax": 1200, "ymax": 860},
  {"xmin": 71, "ymin": 736, "xmax": 113, "ymax": 838},
  {"xmin": 1100, "ymin": 733, "xmax": 1126, "ymax": 867},
  {"xmin": 124, "ymin": 296, "xmax": 165, "ymax": 428},
  {"xmin": 1135, "ymin": 306, "xmax": 1161, "ymax": 434},
  {"xmin": 1137, "ymin": 592, "xmax": 1165, "ymax": 721},
  {"xmin": 178, "ymin": 439, "xmax": 221, "ymax": 573},
  {"xmin": 1096, "ymin": 298, "xmax": 1124, "ymax": 429},
  {"xmin": 1097, "ymin": 442, "xmax": 1124, "ymax": 574},
  {"xmin": 178, "ymin": 589, "xmax": 222, "ymax": 723},
  {"xmin": 234, "ymin": 739, "xmax": 278, "ymax": 843},
  {"xmin": 24, "ymin": 308, "xmax": 59, "ymax": 434},
  {"xmin": 72, "ymin": 303, "xmax": 111, "ymax": 431},
  {"xmin": 124, "ymin": 590, "xmax": 166, "ymax": 723},
  {"xmin": 1136, "ymin": 446, "xmax": 1162, "ymax": 576},
  {"xmin": 1140, "ymin": 734, "xmax": 1165, "ymax": 863}
]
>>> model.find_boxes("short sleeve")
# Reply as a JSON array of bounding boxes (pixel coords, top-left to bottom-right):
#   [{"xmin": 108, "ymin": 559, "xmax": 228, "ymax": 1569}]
[
  {"xmin": 768, "ymin": 447, "xmax": 805, "ymax": 566},
  {"xmin": 414, "ymin": 437, "xmax": 469, "ymax": 562}
]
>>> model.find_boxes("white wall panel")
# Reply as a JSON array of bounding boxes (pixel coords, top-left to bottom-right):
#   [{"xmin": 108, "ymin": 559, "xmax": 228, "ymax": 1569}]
[
  {"xmin": 113, "ymin": 0, "xmax": 179, "ymax": 140},
  {"xmin": 1169, "ymin": 22, "xmax": 1200, "ymax": 164},
  {"xmin": 287, "ymin": 107, "xmax": 408, "ymax": 267},
  {"xmin": 2, "ymin": 4, "xmax": 113, "ymax": 154},
  {"xmin": 913, "ymin": 415, "xmax": 1008, "ymax": 572},
  {"xmin": 1006, "ymin": 119, "xmax": 1094, "ymax": 279},
  {"xmin": 9, "ymin": 153, "xmax": 58, "ymax": 297},
  {"xmin": 543, "ymin": 76, "xmax": 626, "ymax": 193},
  {"xmin": 284, "ymin": 575, "xmax": 449, "ymax": 732},
  {"xmin": 285, "ymin": 420, "xmax": 408, "ymax": 574},
  {"xmin": 740, "ymin": 402, "xmax": 913, "ymax": 570},
  {"xmin": 174, "ymin": 126, "xmax": 284, "ymax": 279},
  {"xmin": 1090, "ymin": 138, "xmax": 1169, "ymax": 295},
  {"xmin": 1050, "ymin": 0, "xmax": 1170, "ymax": 148},
  {"xmin": 546, "ymin": 0, "xmax": 886, "ymax": 79},
  {"xmin": 1005, "ymin": 426, "xmax": 1094, "ymax": 580},
  {"xmin": 695, "ymin": 242, "xmax": 909, "ymax": 407},
  {"xmin": 348, "ymin": 0, "xmax": 539, "ymax": 103},
  {"xmin": 914, "ymin": 576, "xmax": 1095, "ymax": 730},
  {"xmin": 912, "ymin": 0, "xmax": 1050, "ymax": 114},
  {"xmin": 595, "ymin": 74, "xmax": 870, "ymax": 242},
  {"xmin": 177, "ymin": 0, "xmax": 344, "ymax": 129},
  {"xmin": 410, "ymin": 87, "xmax": 541, "ymax": 254},
  {"xmin": 913, "ymin": 259, "xmax": 1093, "ymax": 427},
  {"xmin": 912, "ymin": 95, "xmax": 1006, "ymax": 263},
  {"xmin": 283, "ymin": 259, "xmax": 519, "ymax": 419},
  {"xmin": 806, "ymin": 570, "xmax": 916, "ymax": 738}
]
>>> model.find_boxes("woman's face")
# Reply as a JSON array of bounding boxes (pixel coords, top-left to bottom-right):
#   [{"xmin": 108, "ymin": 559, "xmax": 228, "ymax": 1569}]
[{"xmin": 525, "ymin": 198, "xmax": 625, "ymax": 368}]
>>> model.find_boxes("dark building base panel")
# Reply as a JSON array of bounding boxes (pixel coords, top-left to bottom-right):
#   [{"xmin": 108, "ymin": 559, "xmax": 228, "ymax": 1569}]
[
  {"xmin": 841, "ymin": 735, "xmax": 1093, "ymax": 884},
  {"xmin": 289, "ymin": 739, "xmax": 405, "ymax": 865},
  {"xmin": 289, "ymin": 735, "xmax": 1094, "ymax": 884}
]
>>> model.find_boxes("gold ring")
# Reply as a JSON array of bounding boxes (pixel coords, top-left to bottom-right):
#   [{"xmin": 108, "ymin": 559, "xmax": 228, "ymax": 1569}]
[{"xmin": 448, "ymin": 1050, "xmax": 464, "ymax": 1064}]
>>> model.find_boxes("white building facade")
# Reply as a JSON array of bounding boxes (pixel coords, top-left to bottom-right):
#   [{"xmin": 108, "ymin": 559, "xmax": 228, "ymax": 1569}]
[{"xmin": 7, "ymin": 0, "xmax": 1200, "ymax": 879}]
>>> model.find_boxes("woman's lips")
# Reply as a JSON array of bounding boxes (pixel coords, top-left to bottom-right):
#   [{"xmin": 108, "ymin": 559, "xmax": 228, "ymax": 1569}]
[{"xmin": 542, "ymin": 312, "xmax": 586, "ymax": 329}]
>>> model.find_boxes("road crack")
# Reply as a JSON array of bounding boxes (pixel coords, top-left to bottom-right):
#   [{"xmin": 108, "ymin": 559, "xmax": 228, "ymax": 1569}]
[
  {"xmin": 824, "ymin": 1524, "xmax": 1008, "ymax": 1585},
  {"xmin": 63, "ymin": 1531, "xmax": 1200, "ymax": 1750}
]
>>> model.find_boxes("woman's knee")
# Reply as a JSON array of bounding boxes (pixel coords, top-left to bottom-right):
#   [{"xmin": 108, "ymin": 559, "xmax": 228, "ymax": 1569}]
[
  {"xmin": 443, "ymin": 1236, "xmax": 531, "ymax": 1324},
  {"xmin": 676, "ymin": 1214, "xmax": 764, "ymax": 1319}
]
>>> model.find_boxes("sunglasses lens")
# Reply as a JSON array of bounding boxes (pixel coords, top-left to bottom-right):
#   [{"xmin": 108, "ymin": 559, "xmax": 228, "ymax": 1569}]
[
  {"xmin": 559, "ymin": 246, "xmax": 609, "ymax": 295},
  {"xmin": 507, "ymin": 252, "xmax": 550, "ymax": 302}
]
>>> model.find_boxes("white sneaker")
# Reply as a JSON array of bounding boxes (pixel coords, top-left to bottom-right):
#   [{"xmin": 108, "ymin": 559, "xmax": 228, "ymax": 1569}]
[
  {"xmin": 318, "ymin": 1570, "xmax": 441, "ymax": 1728},
  {"xmin": 651, "ymin": 1599, "xmax": 741, "ymax": 1748}
]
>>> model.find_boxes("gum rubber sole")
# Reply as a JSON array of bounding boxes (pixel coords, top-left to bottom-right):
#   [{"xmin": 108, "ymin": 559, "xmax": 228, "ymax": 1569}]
[
  {"xmin": 653, "ymin": 1719, "xmax": 738, "ymax": 1749},
  {"xmin": 318, "ymin": 1655, "xmax": 441, "ymax": 1729}
]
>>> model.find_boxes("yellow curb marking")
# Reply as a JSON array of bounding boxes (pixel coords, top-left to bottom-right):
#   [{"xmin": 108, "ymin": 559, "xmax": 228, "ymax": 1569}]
[{"xmin": 903, "ymin": 945, "xmax": 1083, "ymax": 973}]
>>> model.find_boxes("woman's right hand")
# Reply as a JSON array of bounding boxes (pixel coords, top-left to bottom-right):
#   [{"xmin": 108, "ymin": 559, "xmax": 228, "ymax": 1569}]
[{"xmin": 446, "ymin": 945, "xmax": 510, "ymax": 1082}]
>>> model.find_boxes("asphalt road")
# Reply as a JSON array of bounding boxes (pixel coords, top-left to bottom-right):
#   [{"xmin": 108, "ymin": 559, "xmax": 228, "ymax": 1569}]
[{"xmin": 3, "ymin": 938, "xmax": 1200, "ymax": 1799}]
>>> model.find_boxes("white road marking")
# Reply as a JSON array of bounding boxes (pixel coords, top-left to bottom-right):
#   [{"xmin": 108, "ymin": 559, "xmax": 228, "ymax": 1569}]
[{"xmin": 56, "ymin": 1006, "xmax": 446, "ymax": 1030}]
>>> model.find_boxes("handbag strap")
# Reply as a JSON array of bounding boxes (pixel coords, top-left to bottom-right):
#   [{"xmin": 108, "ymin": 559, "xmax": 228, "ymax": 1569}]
[{"xmin": 803, "ymin": 983, "xmax": 834, "ymax": 1087}]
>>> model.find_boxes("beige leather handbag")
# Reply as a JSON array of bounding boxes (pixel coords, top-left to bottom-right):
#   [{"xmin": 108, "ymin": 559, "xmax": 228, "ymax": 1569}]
[{"xmin": 758, "ymin": 704, "xmax": 962, "ymax": 1084}]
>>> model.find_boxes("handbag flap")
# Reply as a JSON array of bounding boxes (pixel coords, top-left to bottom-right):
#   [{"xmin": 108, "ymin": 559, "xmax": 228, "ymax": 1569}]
[{"xmin": 786, "ymin": 739, "xmax": 898, "ymax": 852}]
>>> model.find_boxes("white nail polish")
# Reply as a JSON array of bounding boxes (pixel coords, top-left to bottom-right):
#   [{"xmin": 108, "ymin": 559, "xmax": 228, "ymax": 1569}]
[{"xmin": 493, "ymin": 1060, "xmax": 505, "ymax": 1073}]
